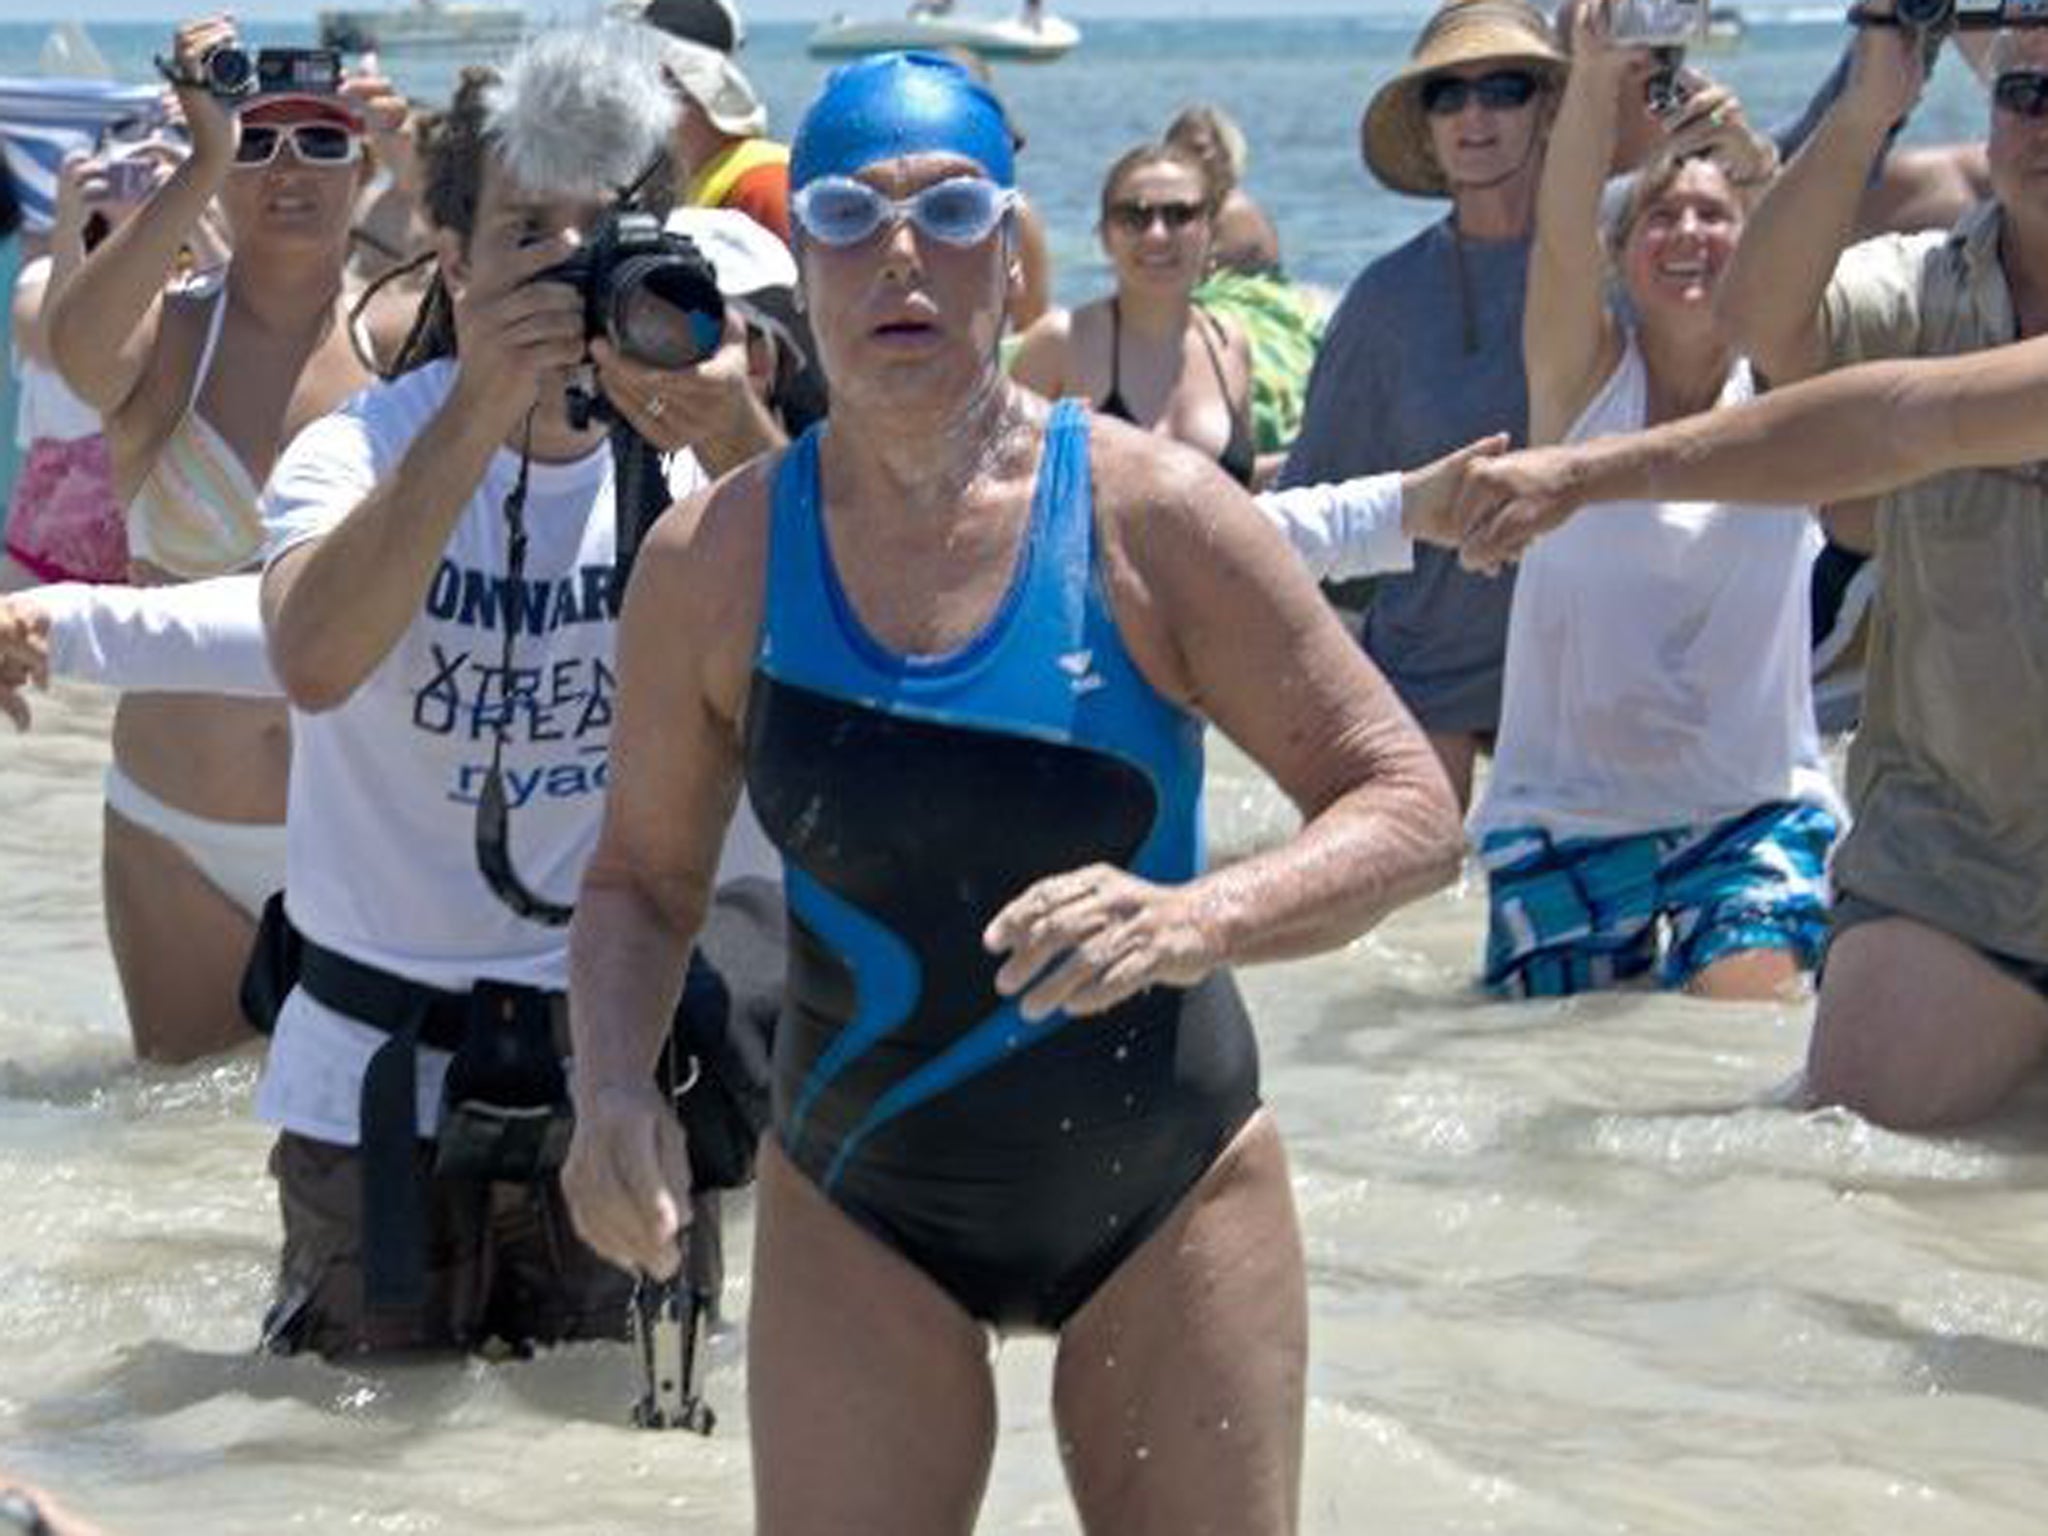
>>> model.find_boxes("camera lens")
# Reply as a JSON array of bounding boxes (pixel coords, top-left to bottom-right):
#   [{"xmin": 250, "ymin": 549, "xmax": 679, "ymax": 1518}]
[
  {"xmin": 607, "ymin": 255, "xmax": 725, "ymax": 371},
  {"xmin": 204, "ymin": 44, "xmax": 257, "ymax": 98}
]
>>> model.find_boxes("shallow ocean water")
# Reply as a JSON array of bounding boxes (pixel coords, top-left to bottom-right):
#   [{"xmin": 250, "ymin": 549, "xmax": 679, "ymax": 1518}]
[{"xmin": 4, "ymin": 687, "xmax": 2048, "ymax": 1533}]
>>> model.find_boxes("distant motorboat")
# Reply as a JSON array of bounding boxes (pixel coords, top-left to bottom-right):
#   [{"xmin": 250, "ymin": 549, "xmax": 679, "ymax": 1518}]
[
  {"xmin": 808, "ymin": 4, "xmax": 1080, "ymax": 63},
  {"xmin": 317, "ymin": 0, "xmax": 526, "ymax": 55},
  {"xmin": 1699, "ymin": 5, "xmax": 1746, "ymax": 51}
]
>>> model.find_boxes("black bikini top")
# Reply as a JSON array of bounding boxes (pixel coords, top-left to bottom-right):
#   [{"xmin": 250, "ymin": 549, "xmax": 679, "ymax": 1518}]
[{"xmin": 1096, "ymin": 297, "xmax": 1257, "ymax": 488}]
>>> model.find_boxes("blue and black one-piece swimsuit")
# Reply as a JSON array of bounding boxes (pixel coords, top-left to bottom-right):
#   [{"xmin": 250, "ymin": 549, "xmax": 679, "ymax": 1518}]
[{"xmin": 745, "ymin": 399, "xmax": 1260, "ymax": 1331}]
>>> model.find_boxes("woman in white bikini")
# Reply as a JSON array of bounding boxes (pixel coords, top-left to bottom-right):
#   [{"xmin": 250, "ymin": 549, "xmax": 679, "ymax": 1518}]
[{"xmin": 45, "ymin": 14, "xmax": 378, "ymax": 1059}]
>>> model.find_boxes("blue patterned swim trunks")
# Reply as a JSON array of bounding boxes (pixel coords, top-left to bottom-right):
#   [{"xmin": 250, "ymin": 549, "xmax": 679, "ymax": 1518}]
[{"xmin": 1479, "ymin": 800, "xmax": 1840, "ymax": 999}]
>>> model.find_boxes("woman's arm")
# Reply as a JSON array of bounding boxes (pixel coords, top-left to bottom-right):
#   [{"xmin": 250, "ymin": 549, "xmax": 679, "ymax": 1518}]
[
  {"xmin": 564, "ymin": 469, "xmax": 767, "ymax": 1280},
  {"xmin": 1525, "ymin": 0, "xmax": 1629, "ymax": 446},
  {"xmin": 44, "ymin": 18, "xmax": 239, "ymax": 414},
  {"xmin": 0, "ymin": 576, "xmax": 277, "ymax": 700},
  {"xmin": 1713, "ymin": 6, "xmax": 1924, "ymax": 384},
  {"xmin": 9, "ymin": 255, "xmax": 53, "ymax": 370},
  {"xmin": 1459, "ymin": 335, "xmax": 2048, "ymax": 568},
  {"xmin": 1255, "ymin": 434, "xmax": 1506, "ymax": 581},
  {"xmin": 986, "ymin": 435, "xmax": 1463, "ymax": 1019},
  {"xmin": 0, "ymin": 575, "xmax": 277, "ymax": 729}
]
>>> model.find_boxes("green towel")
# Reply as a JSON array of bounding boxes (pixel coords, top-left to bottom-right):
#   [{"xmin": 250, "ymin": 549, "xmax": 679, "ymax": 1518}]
[{"xmin": 1195, "ymin": 269, "xmax": 1328, "ymax": 455}]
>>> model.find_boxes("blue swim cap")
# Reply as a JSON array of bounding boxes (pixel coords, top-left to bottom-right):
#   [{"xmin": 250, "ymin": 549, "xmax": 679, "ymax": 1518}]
[{"xmin": 791, "ymin": 52, "xmax": 1015, "ymax": 191}]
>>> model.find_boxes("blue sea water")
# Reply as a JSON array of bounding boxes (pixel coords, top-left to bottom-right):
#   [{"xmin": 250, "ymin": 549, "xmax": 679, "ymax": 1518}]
[{"xmin": 0, "ymin": 13, "xmax": 2001, "ymax": 499}]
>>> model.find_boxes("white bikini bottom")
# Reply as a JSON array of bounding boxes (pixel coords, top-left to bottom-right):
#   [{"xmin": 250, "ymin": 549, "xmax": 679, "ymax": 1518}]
[{"xmin": 103, "ymin": 763, "xmax": 286, "ymax": 920}]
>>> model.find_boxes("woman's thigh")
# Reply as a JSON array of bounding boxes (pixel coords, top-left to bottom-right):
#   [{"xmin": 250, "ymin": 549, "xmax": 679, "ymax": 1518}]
[
  {"xmin": 1053, "ymin": 1109, "xmax": 1306, "ymax": 1536},
  {"xmin": 748, "ymin": 1140, "xmax": 999, "ymax": 1536},
  {"xmin": 102, "ymin": 806, "xmax": 260, "ymax": 1063}
]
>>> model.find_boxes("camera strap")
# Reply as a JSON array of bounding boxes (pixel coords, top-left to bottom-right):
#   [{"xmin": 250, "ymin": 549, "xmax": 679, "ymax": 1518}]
[
  {"xmin": 610, "ymin": 418, "xmax": 670, "ymax": 592},
  {"xmin": 475, "ymin": 413, "xmax": 575, "ymax": 927}
]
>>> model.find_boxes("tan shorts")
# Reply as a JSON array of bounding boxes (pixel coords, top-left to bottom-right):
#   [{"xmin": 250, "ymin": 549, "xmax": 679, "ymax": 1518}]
[{"xmin": 261, "ymin": 1132, "xmax": 720, "ymax": 1360}]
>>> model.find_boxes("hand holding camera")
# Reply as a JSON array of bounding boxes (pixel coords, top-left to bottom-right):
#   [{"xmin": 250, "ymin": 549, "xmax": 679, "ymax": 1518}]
[
  {"xmin": 447, "ymin": 232, "xmax": 591, "ymax": 434},
  {"xmin": 1661, "ymin": 79, "xmax": 1779, "ymax": 185},
  {"xmin": 590, "ymin": 308, "xmax": 751, "ymax": 455},
  {"xmin": 157, "ymin": 14, "xmax": 242, "ymax": 176},
  {"xmin": 1843, "ymin": 0, "xmax": 1932, "ymax": 131}
]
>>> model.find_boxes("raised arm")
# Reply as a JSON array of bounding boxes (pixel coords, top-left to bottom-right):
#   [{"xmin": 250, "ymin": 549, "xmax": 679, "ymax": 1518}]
[
  {"xmin": 1459, "ymin": 334, "xmax": 2048, "ymax": 567},
  {"xmin": 261, "ymin": 232, "xmax": 583, "ymax": 711},
  {"xmin": 1526, "ymin": 0, "xmax": 1631, "ymax": 445},
  {"xmin": 1713, "ymin": 7, "xmax": 1925, "ymax": 384},
  {"xmin": 44, "ymin": 17, "xmax": 238, "ymax": 416}
]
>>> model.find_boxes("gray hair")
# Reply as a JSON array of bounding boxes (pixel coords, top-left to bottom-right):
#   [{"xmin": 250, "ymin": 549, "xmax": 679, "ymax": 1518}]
[
  {"xmin": 1990, "ymin": 27, "xmax": 2048, "ymax": 80},
  {"xmin": 485, "ymin": 27, "xmax": 679, "ymax": 197}
]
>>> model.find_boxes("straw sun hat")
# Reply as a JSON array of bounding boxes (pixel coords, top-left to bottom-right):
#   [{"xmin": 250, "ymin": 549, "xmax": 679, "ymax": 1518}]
[{"xmin": 1360, "ymin": 0, "xmax": 1566, "ymax": 198}]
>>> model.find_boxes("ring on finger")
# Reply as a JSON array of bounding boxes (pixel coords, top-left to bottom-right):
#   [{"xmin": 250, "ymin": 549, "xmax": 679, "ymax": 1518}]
[{"xmin": 646, "ymin": 394, "xmax": 667, "ymax": 419}]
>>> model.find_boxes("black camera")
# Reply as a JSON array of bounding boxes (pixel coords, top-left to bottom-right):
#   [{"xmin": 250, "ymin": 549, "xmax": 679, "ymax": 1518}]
[
  {"xmin": 540, "ymin": 210, "xmax": 726, "ymax": 373},
  {"xmin": 1851, "ymin": 0, "xmax": 2048, "ymax": 63},
  {"xmin": 195, "ymin": 44, "xmax": 343, "ymax": 101}
]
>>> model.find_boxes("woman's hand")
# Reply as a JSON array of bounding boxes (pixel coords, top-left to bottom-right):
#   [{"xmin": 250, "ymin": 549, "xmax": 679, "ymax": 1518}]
[
  {"xmin": 341, "ymin": 54, "xmax": 421, "ymax": 199},
  {"xmin": 162, "ymin": 15, "xmax": 241, "ymax": 177},
  {"xmin": 0, "ymin": 595, "xmax": 54, "ymax": 732},
  {"xmin": 591, "ymin": 315, "xmax": 757, "ymax": 456},
  {"xmin": 1400, "ymin": 433, "xmax": 1510, "ymax": 548},
  {"xmin": 985, "ymin": 863, "xmax": 1224, "ymax": 1021},
  {"xmin": 1662, "ymin": 78, "xmax": 1778, "ymax": 187},
  {"xmin": 561, "ymin": 1077, "xmax": 692, "ymax": 1280},
  {"xmin": 1569, "ymin": 0, "xmax": 1636, "ymax": 74},
  {"xmin": 1452, "ymin": 443, "xmax": 1595, "ymax": 573}
]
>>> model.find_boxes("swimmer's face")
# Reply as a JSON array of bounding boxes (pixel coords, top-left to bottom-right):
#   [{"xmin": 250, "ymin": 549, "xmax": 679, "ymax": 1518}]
[
  {"xmin": 1100, "ymin": 159, "xmax": 1213, "ymax": 294},
  {"xmin": 214, "ymin": 109, "xmax": 363, "ymax": 256},
  {"xmin": 795, "ymin": 152, "xmax": 1023, "ymax": 408},
  {"xmin": 1617, "ymin": 157, "xmax": 1741, "ymax": 320},
  {"xmin": 1988, "ymin": 34, "xmax": 2048, "ymax": 215}
]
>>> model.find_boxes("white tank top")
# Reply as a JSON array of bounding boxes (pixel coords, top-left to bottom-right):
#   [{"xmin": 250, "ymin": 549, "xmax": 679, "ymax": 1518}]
[{"xmin": 1471, "ymin": 335, "xmax": 1838, "ymax": 840}]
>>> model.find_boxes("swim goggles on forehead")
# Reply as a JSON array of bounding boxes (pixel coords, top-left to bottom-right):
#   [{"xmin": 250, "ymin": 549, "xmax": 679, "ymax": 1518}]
[
  {"xmin": 791, "ymin": 175, "xmax": 1017, "ymax": 248},
  {"xmin": 233, "ymin": 121, "xmax": 361, "ymax": 168}
]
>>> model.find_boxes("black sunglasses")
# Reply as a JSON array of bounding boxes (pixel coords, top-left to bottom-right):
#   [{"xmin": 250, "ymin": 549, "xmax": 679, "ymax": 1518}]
[
  {"xmin": 1420, "ymin": 69, "xmax": 1540, "ymax": 117},
  {"xmin": 1107, "ymin": 198, "xmax": 1206, "ymax": 234},
  {"xmin": 1994, "ymin": 70, "xmax": 2048, "ymax": 120}
]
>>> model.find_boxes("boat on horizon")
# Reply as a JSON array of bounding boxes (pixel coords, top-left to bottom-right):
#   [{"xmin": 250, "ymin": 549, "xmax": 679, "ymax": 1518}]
[
  {"xmin": 808, "ymin": 3, "xmax": 1080, "ymax": 63},
  {"xmin": 316, "ymin": 0, "xmax": 526, "ymax": 56},
  {"xmin": 1697, "ymin": 4, "xmax": 1746, "ymax": 50}
]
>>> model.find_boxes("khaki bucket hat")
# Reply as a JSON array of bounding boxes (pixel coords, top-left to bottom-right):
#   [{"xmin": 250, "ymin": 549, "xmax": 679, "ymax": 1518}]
[{"xmin": 1360, "ymin": 0, "xmax": 1566, "ymax": 197}]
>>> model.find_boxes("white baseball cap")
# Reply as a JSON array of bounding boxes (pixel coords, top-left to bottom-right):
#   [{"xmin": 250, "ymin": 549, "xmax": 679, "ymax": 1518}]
[
  {"xmin": 665, "ymin": 206, "xmax": 794, "ymax": 296},
  {"xmin": 650, "ymin": 35, "xmax": 766, "ymax": 138}
]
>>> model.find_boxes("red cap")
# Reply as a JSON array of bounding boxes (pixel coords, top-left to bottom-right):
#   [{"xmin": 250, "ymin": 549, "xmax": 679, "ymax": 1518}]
[{"xmin": 238, "ymin": 95, "xmax": 364, "ymax": 132}]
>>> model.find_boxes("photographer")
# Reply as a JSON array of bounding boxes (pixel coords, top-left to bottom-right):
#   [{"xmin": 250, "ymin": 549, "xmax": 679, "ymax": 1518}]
[{"xmin": 253, "ymin": 27, "xmax": 784, "ymax": 1358}]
